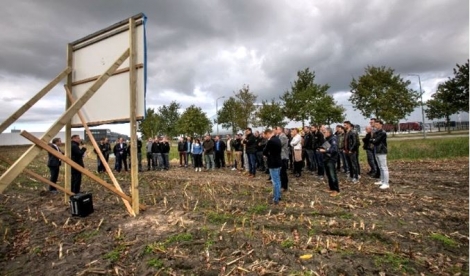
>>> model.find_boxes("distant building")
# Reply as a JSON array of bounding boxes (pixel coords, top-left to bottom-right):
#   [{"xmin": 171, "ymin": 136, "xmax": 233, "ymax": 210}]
[{"xmin": 83, "ymin": 129, "xmax": 129, "ymax": 143}]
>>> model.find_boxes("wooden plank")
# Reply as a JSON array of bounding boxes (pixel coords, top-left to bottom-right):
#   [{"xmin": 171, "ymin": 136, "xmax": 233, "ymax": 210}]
[
  {"xmin": 64, "ymin": 43, "xmax": 73, "ymax": 203},
  {"xmin": 0, "ymin": 156, "xmax": 74, "ymax": 196},
  {"xmin": 0, "ymin": 67, "xmax": 71, "ymax": 134},
  {"xmin": 71, "ymin": 63, "xmax": 144, "ymax": 86},
  {"xmin": 0, "ymin": 49, "xmax": 130, "ymax": 194},
  {"xmin": 71, "ymin": 13, "xmax": 145, "ymax": 47},
  {"xmin": 72, "ymin": 20, "xmax": 144, "ymax": 51},
  {"xmin": 129, "ymin": 18, "xmax": 139, "ymax": 215},
  {"xmin": 20, "ymin": 130, "xmax": 147, "ymax": 211},
  {"xmin": 65, "ymin": 86, "xmax": 135, "ymax": 216},
  {"xmin": 70, "ymin": 116, "xmax": 144, "ymax": 128}
]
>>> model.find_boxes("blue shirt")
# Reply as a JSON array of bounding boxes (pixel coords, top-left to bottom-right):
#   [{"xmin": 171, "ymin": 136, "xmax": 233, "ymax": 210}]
[{"xmin": 192, "ymin": 143, "xmax": 203, "ymax": 155}]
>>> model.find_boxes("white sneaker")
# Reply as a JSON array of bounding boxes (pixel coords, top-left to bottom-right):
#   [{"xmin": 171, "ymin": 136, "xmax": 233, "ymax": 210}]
[
  {"xmin": 352, "ymin": 178, "xmax": 358, "ymax": 184},
  {"xmin": 379, "ymin": 184, "xmax": 389, "ymax": 189},
  {"xmin": 195, "ymin": 168, "xmax": 198, "ymax": 172},
  {"xmin": 231, "ymin": 168, "xmax": 236, "ymax": 171},
  {"xmin": 374, "ymin": 181, "xmax": 383, "ymax": 185}
]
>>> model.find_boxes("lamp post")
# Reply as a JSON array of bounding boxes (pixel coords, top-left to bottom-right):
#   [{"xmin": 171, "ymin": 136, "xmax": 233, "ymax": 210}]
[
  {"xmin": 409, "ymin": 74, "xmax": 426, "ymax": 139},
  {"xmin": 215, "ymin": 96, "xmax": 225, "ymax": 135}
]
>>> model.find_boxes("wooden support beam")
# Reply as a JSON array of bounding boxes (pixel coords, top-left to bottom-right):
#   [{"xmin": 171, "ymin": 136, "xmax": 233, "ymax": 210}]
[
  {"xmin": 0, "ymin": 67, "xmax": 71, "ymax": 134},
  {"xmin": 129, "ymin": 17, "xmax": 140, "ymax": 215},
  {"xmin": 0, "ymin": 156, "xmax": 74, "ymax": 196},
  {"xmin": 0, "ymin": 49, "xmax": 130, "ymax": 194},
  {"xmin": 65, "ymin": 43, "xmax": 73, "ymax": 203},
  {"xmin": 20, "ymin": 130, "xmax": 146, "ymax": 211},
  {"xmin": 65, "ymin": 86, "xmax": 135, "ymax": 216}
]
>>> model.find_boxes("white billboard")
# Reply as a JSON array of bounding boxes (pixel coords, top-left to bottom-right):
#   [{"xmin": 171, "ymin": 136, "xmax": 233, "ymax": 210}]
[{"xmin": 70, "ymin": 14, "xmax": 147, "ymax": 127}]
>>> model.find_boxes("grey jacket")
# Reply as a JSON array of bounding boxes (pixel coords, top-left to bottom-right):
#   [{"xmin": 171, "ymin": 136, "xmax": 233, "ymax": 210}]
[{"xmin": 278, "ymin": 133, "xmax": 289, "ymax": 160}]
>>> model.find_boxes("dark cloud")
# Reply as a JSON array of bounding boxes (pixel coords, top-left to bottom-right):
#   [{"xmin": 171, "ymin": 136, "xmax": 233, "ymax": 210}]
[{"xmin": 0, "ymin": 0, "xmax": 467, "ymax": 128}]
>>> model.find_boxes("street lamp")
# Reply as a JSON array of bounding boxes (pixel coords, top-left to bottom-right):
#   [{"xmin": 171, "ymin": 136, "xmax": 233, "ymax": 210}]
[
  {"xmin": 215, "ymin": 96, "xmax": 225, "ymax": 135},
  {"xmin": 409, "ymin": 74, "xmax": 426, "ymax": 139}
]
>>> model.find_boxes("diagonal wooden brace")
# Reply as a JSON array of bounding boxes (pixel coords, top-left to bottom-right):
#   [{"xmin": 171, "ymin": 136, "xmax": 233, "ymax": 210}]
[
  {"xmin": 20, "ymin": 130, "xmax": 146, "ymax": 211},
  {"xmin": 0, "ymin": 49, "xmax": 130, "ymax": 194}
]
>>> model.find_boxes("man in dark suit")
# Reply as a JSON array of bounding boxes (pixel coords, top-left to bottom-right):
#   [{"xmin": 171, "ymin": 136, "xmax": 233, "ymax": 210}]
[
  {"xmin": 263, "ymin": 129, "xmax": 282, "ymax": 205},
  {"xmin": 214, "ymin": 135, "xmax": 226, "ymax": 168},
  {"xmin": 71, "ymin": 135, "xmax": 87, "ymax": 194},
  {"xmin": 113, "ymin": 137, "xmax": 128, "ymax": 172},
  {"xmin": 47, "ymin": 137, "xmax": 63, "ymax": 193}
]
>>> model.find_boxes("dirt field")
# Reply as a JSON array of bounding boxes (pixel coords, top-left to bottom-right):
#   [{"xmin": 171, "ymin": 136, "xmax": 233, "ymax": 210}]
[{"xmin": 0, "ymin": 146, "xmax": 468, "ymax": 275}]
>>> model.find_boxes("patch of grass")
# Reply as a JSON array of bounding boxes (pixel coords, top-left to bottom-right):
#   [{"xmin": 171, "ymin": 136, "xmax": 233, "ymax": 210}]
[
  {"xmin": 248, "ymin": 204, "xmax": 268, "ymax": 214},
  {"xmin": 339, "ymin": 212, "xmax": 353, "ymax": 219},
  {"xmin": 75, "ymin": 230, "xmax": 99, "ymax": 241},
  {"xmin": 143, "ymin": 242, "xmax": 166, "ymax": 254},
  {"xmin": 430, "ymin": 233, "xmax": 458, "ymax": 248},
  {"xmin": 374, "ymin": 253, "xmax": 413, "ymax": 273},
  {"xmin": 165, "ymin": 233, "xmax": 193, "ymax": 245},
  {"xmin": 147, "ymin": 258, "xmax": 164, "ymax": 269},
  {"xmin": 281, "ymin": 239, "xmax": 295, "ymax": 248},
  {"xmin": 207, "ymin": 212, "xmax": 233, "ymax": 224},
  {"xmin": 388, "ymin": 137, "xmax": 469, "ymax": 160},
  {"xmin": 104, "ymin": 244, "xmax": 126, "ymax": 262}
]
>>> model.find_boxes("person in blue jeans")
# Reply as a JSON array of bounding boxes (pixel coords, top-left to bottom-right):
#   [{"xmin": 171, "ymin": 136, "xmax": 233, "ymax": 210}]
[{"xmin": 262, "ymin": 129, "xmax": 282, "ymax": 205}]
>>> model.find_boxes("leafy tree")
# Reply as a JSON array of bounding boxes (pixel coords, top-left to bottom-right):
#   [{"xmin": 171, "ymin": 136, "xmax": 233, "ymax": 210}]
[
  {"xmin": 158, "ymin": 101, "xmax": 181, "ymax": 138},
  {"xmin": 426, "ymin": 82, "xmax": 460, "ymax": 133},
  {"xmin": 254, "ymin": 99, "xmax": 286, "ymax": 129},
  {"xmin": 280, "ymin": 68, "xmax": 330, "ymax": 127},
  {"xmin": 349, "ymin": 66, "xmax": 420, "ymax": 125},
  {"xmin": 217, "ymin": 97, "xmax": 241, "ymax": 134},
  {"xmin": 176, "ymin": 105, "xmax": 212, "ymax": 137},
  {"xmin": 310, "ymin": 94, "xmax": 346, "ymax": 125},
  {"xmin": 234, "ymin": 85, "xmax": 257, "ymax": 129},
  {"xmin": 139, "ymin": 108, "xmax": 162, "ymax": 139},
  {"xmin": 448, "ymin": 60, "xmax": 469, "ymax": 112}
]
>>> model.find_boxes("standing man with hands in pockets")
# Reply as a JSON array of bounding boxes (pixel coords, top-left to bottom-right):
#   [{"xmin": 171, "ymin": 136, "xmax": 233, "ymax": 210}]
[
  {"xmin": 47, "ymin": 137, "xmax": 63, "ymax": 193},
  {"xmin": 71, "ymin": 135, "xmax": 87, "ymax": 194}
]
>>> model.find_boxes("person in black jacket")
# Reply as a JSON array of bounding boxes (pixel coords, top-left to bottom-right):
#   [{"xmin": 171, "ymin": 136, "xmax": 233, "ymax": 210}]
[
  {"xmin": 214, "ymin": 135, "xmax": 226, "ymax": 168},
  {"xmin": 160, "ymin": 136, "xmax": 171, "ymax": 170},
  {"xmin": 94, "ymin": 138, "xmax": 107, "ymax": 173},
  {"xmin": 304, "ymin": 126, "xmax": 315, "ymax": 172},
  {"xmin": 363, "ymin": 126, "xmax": 378, "ymax": 176},
  {"xmin": 343, "ymin": 121, "xmax": 359, "ymax": 183},
  {"xmin": 262, "ymin": 129, "xmax": 282, "ymax": 205},
  {"xmin": 177, "ymin": 137, "xmax": 188, "ymax": 167},
  {"xmin": 47, "ymin": 137, "xmax": 63, "ymax": 193},
  {"xmin": 243, "ymin": 128, "xmax": 257, "ymax": 178},
  {"xmin": 371, "ymin": 120, "xmax": 389, "ymax": 189},
  {"xmin": 255, "ymin": 131, "xmax": 267, "ymax": 171},
  {"xmin": 312, "ymin": 125, "xmax": 325, "ymax": 179},
  {"xmin": 232, "ymin": 134, "xmax": 243, "ymax": 170},
  {"xmin": 71, "ymin": 135, "xmax": 87, "ymax": 194},
  {"xmin": 318, "ymin": 127, "xmax": 340, "ymax": 197},
  {"xmin": 113, "ymin": 137, "xmax": 128, "ymax": 172}
]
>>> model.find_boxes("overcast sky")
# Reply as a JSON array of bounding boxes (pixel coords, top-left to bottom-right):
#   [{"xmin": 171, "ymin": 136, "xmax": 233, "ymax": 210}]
[{"xmin": 0, "ymin": 0, "xmax": 468, "ymax": 135}]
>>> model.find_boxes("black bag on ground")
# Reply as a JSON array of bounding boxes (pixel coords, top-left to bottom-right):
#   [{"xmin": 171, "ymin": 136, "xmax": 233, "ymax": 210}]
[{"xmin": 69, "ymin": 193, "xmax": 94, "ymax": 217}]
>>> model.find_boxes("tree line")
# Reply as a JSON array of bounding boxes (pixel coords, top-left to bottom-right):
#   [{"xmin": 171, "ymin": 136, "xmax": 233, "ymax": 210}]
[{"xmin": 139, "ymin": 62, "xmax": 468, "ymax": 138}]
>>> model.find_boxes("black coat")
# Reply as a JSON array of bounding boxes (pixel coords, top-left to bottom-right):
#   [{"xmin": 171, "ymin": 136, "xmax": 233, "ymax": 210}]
[
  {"xmin": 244, "ymin": 133, "xmax": 257, "ymax": 154},
  {"xmin": 313, "ymin": 130, "xmax": 325, "ymax": 150},
  {"xmin": 114, "ymin": 142, "xmax": 128, "ymax": 157},
  {"xmin": 160, "ymin": 142, "xmax": 170, "ymax": 154},
  {"xmin": 151, "ymin": 141, "xmax": 161, "ymax": 153},
  {"xmin": 47, "ymin": 143, "xmax": 62, "ymax": 167},
  {"xmin": 263, "ymin": 136, "xmax": 282, "ymax": 168},
  {"xmin": 371, "ymin": 129, "xmax": 388, "ymax": 154},
  {"xmin": 215, "ymin": 140, "xmax": 226, "ymax": 152},
  {"xmin": 71, "ymin": 141, "xmax": 86, "ymax": 167}
]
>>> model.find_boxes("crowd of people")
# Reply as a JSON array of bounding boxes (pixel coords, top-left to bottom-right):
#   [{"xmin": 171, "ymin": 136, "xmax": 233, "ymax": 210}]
[{"xmin": 46, "ymin": 119, "xmax": 389, "ymax": 203}]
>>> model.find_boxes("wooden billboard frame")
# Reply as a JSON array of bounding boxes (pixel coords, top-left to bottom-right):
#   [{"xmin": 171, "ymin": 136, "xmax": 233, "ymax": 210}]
[{"xmin": 0, "ymin": 14, "xmax": 145, "ymax": 216}]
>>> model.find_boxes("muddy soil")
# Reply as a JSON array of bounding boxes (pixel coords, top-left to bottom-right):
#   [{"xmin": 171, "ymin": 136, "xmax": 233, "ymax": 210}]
[{"xmin": 0, "ymin": 146, "xmax": 468, "ymax": 275}]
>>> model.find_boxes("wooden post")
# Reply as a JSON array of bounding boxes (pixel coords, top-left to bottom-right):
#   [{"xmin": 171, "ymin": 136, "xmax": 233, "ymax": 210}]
[
  {"xmin": 65, "ymin": 86, "xmax": 135, "ymax": 216},
  {"xmin": 20, "ymin": 130, "xmax": 147, "ymax": 211},
  {"xmin": 129, "ymin": 18, "xmax": 139, "ymax": 214},
  {"xmin": 65, "ymin": 43, "xmax": 73, "ymax": 203},
  {"xmin": 0, "ymin": 49, "xmax": 130, "ymax": 194},
  {"xmin": 0, "ymin": 156, "xmax": 74, "ymax": 196},
  {"xmin": 0, "ymin": 67, "xmax": 71, "ymax": 134}
]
